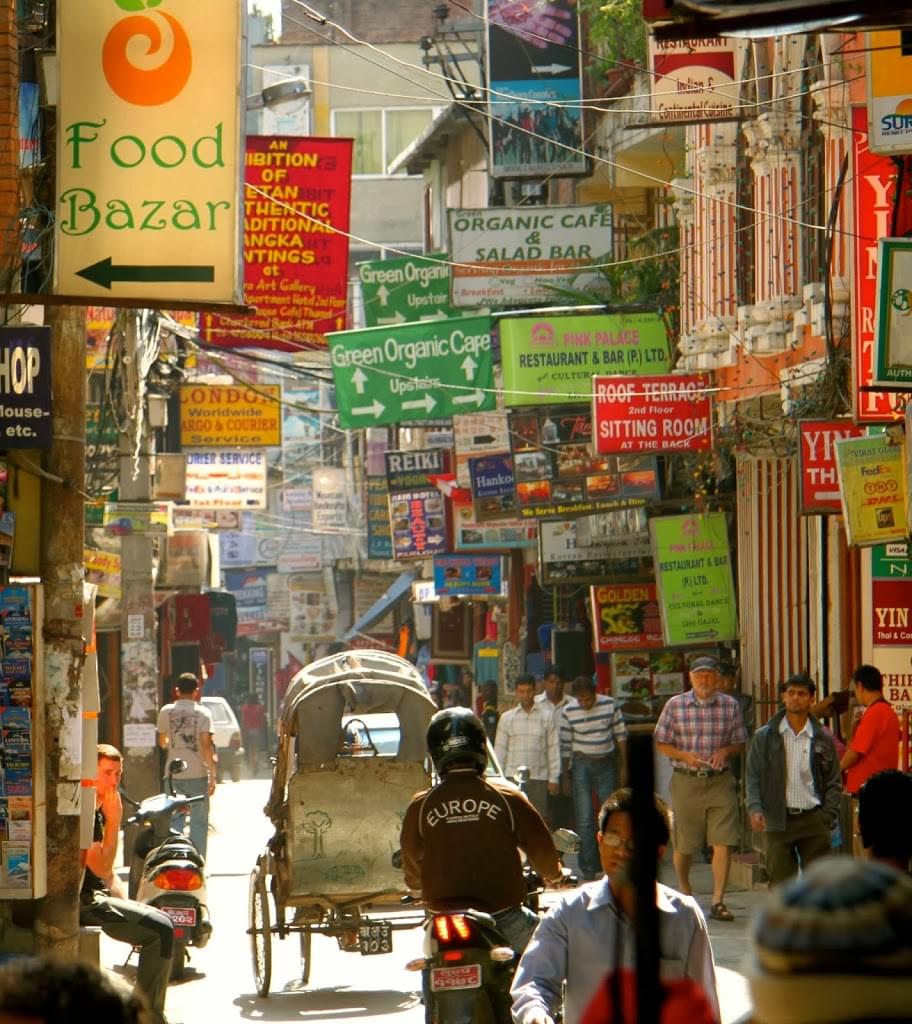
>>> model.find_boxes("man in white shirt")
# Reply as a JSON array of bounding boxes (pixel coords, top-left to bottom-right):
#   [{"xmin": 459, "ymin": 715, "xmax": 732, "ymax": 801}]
[
  {"xmin": 745, "ymin": 673, "xmax": 841, "ymax": 885},
  {"xmin": 534, "ymin": 668, "xmax": 570, "ymax": 717},
  {"xmin": 495, "ymin": 674, "xmax": 560, "ymax": 821}
]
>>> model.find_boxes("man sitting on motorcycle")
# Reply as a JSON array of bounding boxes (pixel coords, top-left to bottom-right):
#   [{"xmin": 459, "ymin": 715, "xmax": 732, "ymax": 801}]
[
  {"xmin": 80, "ymin": 744, "xmax": 175, "ymax": 1024},
  {"xmin": 400, "ymin": 707, "xmax": 565, "ymax": 955}
]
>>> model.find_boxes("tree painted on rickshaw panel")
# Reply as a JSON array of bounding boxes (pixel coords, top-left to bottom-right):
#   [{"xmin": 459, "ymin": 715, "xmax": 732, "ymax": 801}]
[{"xmin": 304, "ymin": 810, "xmax": 332, "ymax": 858}]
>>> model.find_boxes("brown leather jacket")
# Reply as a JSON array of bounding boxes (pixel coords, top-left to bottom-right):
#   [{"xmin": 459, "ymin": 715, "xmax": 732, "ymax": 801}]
[{"xmin": 399, "ymin": 766, "xmax": 560, "ymax": 913}]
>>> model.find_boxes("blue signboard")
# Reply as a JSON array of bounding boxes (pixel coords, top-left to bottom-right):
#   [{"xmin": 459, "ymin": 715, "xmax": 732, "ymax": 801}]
[
  {"xmin": 469, "ymin": 453, "xmax": 516, "ymax": 521},
  {"xmin": 433, "ymin": 555, "xmax": 505, "ymax": 597}
]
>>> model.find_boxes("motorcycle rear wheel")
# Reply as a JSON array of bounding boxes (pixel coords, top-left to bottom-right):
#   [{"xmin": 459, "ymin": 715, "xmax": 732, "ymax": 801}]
[{"xmin": 169, "ymin": 939, "xmax": 187, "ymax": 981}]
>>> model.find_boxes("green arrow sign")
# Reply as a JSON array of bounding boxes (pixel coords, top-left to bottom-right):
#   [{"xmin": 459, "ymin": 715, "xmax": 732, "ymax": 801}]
[
  {"xmin": 328, "ymin": 316, "xmax": 495, "ymax": 428},
  {"xmin": 75, "ymin": 258, "xmax": 215, "ymax": 290},
  {"xmin": 358, "ymin": 253, "xmax": 466, "ymax": 327}
]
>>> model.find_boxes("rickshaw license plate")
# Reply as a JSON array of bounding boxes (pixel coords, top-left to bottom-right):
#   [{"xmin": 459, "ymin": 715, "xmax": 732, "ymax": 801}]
[
  {"xmin": 162, "ymin": 907, "xmax": 196, "ymax": 927},
  {"xmin": 358, "ymin": 921, "xmax": 393, "ymax": 955},
  {"xmin": 430, "ymin": 965, "xmax": 482, "ymax": 991}
]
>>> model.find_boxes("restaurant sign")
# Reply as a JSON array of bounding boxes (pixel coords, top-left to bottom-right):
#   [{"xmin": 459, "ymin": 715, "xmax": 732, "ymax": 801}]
[
  {"xmin": 590, "ymin": 583, "xmax": 664, "ymax": 652},
  {"xmin": 592, "ymin": 374, "xmax": 712, "ymax": 453}
]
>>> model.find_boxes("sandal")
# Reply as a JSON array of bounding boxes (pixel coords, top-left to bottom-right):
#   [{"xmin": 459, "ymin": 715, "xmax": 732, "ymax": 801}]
[{"xmin": 709, "ymin": 902, "xmax": 734, "ymax": 922}]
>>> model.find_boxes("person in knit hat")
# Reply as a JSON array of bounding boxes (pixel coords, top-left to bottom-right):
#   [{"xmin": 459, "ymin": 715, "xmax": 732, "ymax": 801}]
[{"xmin": 748, "ymin": 856, "xmax": 912, "ymax": 1023}]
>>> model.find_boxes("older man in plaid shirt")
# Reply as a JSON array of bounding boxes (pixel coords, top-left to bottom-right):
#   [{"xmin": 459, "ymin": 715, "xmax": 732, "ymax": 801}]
[{"xmin": 654, "ymin": 654, "xmax": 747, "ymax": 922}]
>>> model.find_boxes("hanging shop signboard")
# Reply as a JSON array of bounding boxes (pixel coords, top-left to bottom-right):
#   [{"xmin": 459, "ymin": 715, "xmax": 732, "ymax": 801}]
[
  {"xmin": 0, "ymin": 327, "xmax": 51, "ymax": 449},
  {"xmin": 312, "ymin": 467, "xmax": 347, "ymax": 531},
  {"xmin": 611, "ymin": 649, "xmax": 688, "ymax": 700},
  {"xmin": 485, "ymin": 0, "xmax": 585, "ymax": 179},
  {"xmin": 183, "ymin": 449, "xmax": 267, "ymax": 509},
  {"xmin": 328, "ymin": 316, "xmax": 495, "ymax": 428},
  {"xmin": 509, "ymin": 406, "xmax": 660, "ymax": 519},
  {"xmin": 453, "ymin": 412, "xmax": 511, "ymax": 487},
  {"xmin": 835, "ymin": 432, "xmax": 908, "ymax": 547},
  {"xmin": 358, "ymin": 253, "xmax": 469, "ymax": 326},
  {"xmin": 650, "ymin": 513, "xmax": 738, "ymax": 646},
  {"xmin": 648, "ymin": 37, "xmax": 739, "ymax": 125},
  {"xmin": 872, "ymin": 239, "xmax": 912, "ymax": 386},
  {"xmin": 389, "ymin": 490, "xmax": 448, "ymax": 560},
  {"xmin": 180, "ymin": 384, "xmax": 281, "ymax": 447},
  {"xmin": 866, "ymin": 31, "xmax": 912, "ymax": 155},
  {"xmin": 575, "ymin": 507, "xmax": 651, "ymax": 551},
  {"xmin": 224, "ymin": 569, "xmax": 289, "ymax": 635},
  {"xmin": 469, "ymin": 454, "xmax": 517, "ymax": 521},
  {"xmin": 385, "ymin": 448, "xmax": 453, "ymax": 493},
  {"xmin": 447, "ymin": 206, "xmax": 612, "ymax": 308},
  {"xmin": 367, "ymin": 477, "xmax": 393, "ymax": 560},
  {"xmin": 871, "ymin": 578, "xmax": 912, "ymax": 645},
  {"xmin": 798, "ymin": 420, "xmax": 866, "ymax": 513},
  {"xmin": 851, "ymin": 105, "xmax": 903, "ymax": 421},
  {"xmin": 55, "ymin": 0, "xmax": 243, "ymax": 303},
  {"xmin": 500, "ymin": 312, "xmax": 671, "ymax": 407},
  {"xmin": 201, "ymin": 136, "xmax": 353, "ymax": 349},
  {"xmin": 451, "ymin": 497, "xmax": 536, "ymax": 552},
  {"xmin": 539, "ymin": 519, "xmax": 649, "ymax": 586},
  {"xmin": 433, "ymin": 555, "xmax": 505, "ymax": 598},
  {"xmin": 590, "ymin": 583, "xmax": 664, "ymax": 652},
  {"xmin": 592, "ymin": 373, "xmax": 712, "ymax": 454}
]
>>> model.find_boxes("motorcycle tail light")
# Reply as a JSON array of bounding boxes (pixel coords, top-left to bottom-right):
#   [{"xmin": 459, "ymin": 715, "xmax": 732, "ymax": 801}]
[
  {"xmin": 432, "ymin": 913, "xmax": 475, "ymax": 946},
  {"xmin": 153, "ymin": 867, "xmax": 203, "ymax": 891}
]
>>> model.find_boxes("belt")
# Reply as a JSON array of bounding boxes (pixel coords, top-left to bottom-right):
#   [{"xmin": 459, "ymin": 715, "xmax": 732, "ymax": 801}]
[
  {"xmin": 573, "ymin": 752, "xmax": 615, "ymax": 763},
  {"xmin": 673, "ymin": 767, "xmax": 728, "ymax": 777},
  {"xmin": 787, "ymin": 806, "xmax": 820, "ymax": 815}
]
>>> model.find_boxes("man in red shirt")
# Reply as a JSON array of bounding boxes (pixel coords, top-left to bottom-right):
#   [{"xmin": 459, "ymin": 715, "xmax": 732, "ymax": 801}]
[{"xmin": 841, "ymin": 664, "xmax": 900, "ymax": 795}]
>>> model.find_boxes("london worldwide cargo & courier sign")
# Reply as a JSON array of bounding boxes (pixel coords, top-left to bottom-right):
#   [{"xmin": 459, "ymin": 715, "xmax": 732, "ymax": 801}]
[
  {"xmin": 328, "ymin": 316, "xmax": 495, "ymax": 428},
  {"xmin": 500, "ymin": 312, "xmax": 670, "ymax": 406},
  {"xmin": 56, "ymin": 0, "xmax": 243, "ymax": 302}
]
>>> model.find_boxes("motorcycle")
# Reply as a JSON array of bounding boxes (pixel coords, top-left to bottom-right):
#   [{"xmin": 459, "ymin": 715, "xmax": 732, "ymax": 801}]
[
  {"xmin": 400, "ymin": 829, "xmax": 580, "ymax": 1024},
  {"xmin": 124, "ymin": 758, "xmax": 213, "ymax": 981}
]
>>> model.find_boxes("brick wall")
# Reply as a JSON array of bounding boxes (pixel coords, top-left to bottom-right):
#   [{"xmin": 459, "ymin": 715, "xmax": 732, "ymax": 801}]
[{"xmin": 282, "ymin": 0, "xmax": 438, "ymax": 44}]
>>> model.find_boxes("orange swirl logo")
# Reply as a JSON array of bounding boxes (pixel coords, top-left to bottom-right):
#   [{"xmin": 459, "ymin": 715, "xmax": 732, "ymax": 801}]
[{"xmin": 102, "ymin": 10, "xmax": 192, "ymax": 106}]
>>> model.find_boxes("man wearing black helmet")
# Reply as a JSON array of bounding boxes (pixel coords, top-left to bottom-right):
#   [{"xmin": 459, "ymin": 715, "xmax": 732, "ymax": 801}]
[{"xmin": 400, "ymin": 707, "xmax": 565, "ymax": 954}]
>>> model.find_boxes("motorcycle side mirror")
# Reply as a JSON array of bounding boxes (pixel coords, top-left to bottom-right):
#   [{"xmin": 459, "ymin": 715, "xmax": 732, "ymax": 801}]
[
  {"xmin": 553, "ymin": 828, "xmax": 581, "ymax": 855},
  {"xmin": 391, "ymin": 849, "xmax": 403, "ymax": 870},
  {"xmin": 168, "ymin": 758, "xmax": 188, "ymax": 776},
  {"xmin": 514, "ymin": 766, "xmax": 531, "ymax": 785}
]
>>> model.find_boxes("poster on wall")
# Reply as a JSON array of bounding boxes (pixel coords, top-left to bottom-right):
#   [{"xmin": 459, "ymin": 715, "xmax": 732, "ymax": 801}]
[
  {"xmin": 590, "ymin": 583, "xmax": 664, "ymax": 652},
  {"xmin": 835, "ymin": 432, "xmax": 908, "ymax": 546},
  {"xmin": 650, "ymin": 513, "xmax": 738, "ymax": 646},
  {"xmin": 509, "ymin": 406, "xmax": 660, "ymax": 519}
]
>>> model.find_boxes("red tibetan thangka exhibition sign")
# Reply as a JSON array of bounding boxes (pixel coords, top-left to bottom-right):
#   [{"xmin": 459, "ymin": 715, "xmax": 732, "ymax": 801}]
[{"xmin": 201, "ymin": 136, "xmax": 353, "ymax": 350}]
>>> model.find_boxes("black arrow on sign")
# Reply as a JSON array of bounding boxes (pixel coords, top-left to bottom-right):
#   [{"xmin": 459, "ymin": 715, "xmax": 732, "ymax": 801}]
[{"xmin": 75, "ymin": 257, "xmax": 216, "ymax": 290}]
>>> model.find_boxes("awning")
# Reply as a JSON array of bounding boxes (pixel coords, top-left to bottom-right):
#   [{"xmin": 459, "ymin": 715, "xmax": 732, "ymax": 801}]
[{"xmin": 343, "ymin": 571, "xmax": 415, "ymax": 643}]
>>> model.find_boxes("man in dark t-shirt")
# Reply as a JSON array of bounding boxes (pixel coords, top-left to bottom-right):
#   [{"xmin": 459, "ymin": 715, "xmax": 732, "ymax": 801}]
[{"xmin": 80, "ymin": 744, "xmax": 174, "ymax": 1024}]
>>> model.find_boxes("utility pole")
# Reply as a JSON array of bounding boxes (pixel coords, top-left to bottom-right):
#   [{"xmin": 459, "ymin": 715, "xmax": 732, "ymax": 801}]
[
  {"xmin": 35, "ymin": 303, "xmax": 86, "ymax": 956},
  {"xmin": 118, "ymin": 312, "xmax": 160, "ymax": 807}
]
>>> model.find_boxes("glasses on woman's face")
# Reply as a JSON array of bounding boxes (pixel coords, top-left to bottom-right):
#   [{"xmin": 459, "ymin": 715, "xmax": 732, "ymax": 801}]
[{"xmin": 600, "ymin": 831, "xmax": 634, "ymax": 852}]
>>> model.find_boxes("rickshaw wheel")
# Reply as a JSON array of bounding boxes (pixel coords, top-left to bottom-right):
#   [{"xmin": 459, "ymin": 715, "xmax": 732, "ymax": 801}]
[
  {"xmin": 249, "ymin": 867, "xmax": 272, "ymax": 997},
  {"xmin": 299, "ymin": 929, "xmax": 312, "ymax": 985}
]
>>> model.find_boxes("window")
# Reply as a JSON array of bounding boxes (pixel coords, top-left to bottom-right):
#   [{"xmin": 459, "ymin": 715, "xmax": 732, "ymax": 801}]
[{"xmin": 333, "ymin": 107, "xmax": 437, "ymax": 176}]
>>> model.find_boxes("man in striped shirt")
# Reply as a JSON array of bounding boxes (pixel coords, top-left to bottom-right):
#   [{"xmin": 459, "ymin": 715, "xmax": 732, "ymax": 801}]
[
  {"xmin": 560, "ymin": 675, "xmax": 628, "ymax": 879},
  {"xmin": 654, "ymin": 655, "xmax": 747, "ymax": 921},
  {"xmin": 495, "ymin": 675, "xmax": 560, "ymax": 821}
]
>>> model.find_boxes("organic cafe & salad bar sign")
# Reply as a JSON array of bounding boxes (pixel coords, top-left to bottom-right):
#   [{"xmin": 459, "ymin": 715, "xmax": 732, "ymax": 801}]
[{"xmin": 56, "ymin": 0, "xmax": 243, "ymax": 302}]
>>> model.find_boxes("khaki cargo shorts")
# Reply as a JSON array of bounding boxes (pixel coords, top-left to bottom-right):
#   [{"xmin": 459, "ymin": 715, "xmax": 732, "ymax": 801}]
[{"xmin": 669, "ymin": 770, "xmax": 739, "ymax": 854}]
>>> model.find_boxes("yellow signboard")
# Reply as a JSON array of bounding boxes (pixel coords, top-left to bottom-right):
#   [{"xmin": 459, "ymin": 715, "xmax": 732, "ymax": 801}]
[
  {"xmin": 866, "ymin": 31, "xmax": 912, "ymax": 154},
  {"xmin": 835, "ymin": 433, "xmax": 908, "ymax": 547},
  {"xmin": 180, "ymin": 385, "xmax": 281, "ymax": 447},
  {"xmin": 55, "ymin": 1, "xmax": 243, "ymax": 302}
]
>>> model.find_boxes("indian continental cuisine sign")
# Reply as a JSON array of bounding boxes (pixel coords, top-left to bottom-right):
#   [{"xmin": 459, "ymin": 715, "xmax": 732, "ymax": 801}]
[
  {"xmin": 55, "ymin": 0, "xmax": 243, "ymax": 302},
  {"xmin": 448, "ymin": 205, "xmax": 612, "ymax": 308},
  {"xmin": 500, "ymin": 313, "xmax": 671, "ymax": 406},
  {"xmin": 649, "ymin": 37, "xmax": 739, "ymax": 124},
  {"xmin": 180, "ymin": 385, "xmax": 281, "ymax": 447},
  {"xmin": 834, "ymin": 433, "xmax": 908, "ymax": 547},
  {"xmin": 201, "ymin": 136, "xmax": 353, "ymax": 349},
  {"xmin": 650, "ymin": 513, "xmax": 737, "ymax": 646}
]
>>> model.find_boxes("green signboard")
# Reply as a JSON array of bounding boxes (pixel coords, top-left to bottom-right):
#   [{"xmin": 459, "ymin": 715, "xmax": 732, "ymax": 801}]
[
  {"xmin": 872, "ymin": 542, "xmax": 912, "ymax": 579},
  {"xmin": 500, "ymin": 312, "xmax": 671, "ymax": 406},
  {"xmin": 358, "ymin": 253, "xmax": 457, "ymax": 327},
  {"xmin": 328, "ymin": 316, "xmax": 495, "ymax": 429},
  {"xmin": 651, "ymin": 512, "xmax": 737, "ymax": 646}
]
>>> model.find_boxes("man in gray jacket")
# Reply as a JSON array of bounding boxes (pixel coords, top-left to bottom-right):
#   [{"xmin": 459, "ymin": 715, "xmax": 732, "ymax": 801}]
[{"xmin": 745, "ymin": 673, "xmax": 841, "ymax": 885}]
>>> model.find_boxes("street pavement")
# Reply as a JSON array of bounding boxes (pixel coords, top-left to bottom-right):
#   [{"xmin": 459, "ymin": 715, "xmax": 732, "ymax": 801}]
[{"xmin": 102, "ymin": 776, "xmax": 761, "ymax": 1023}]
